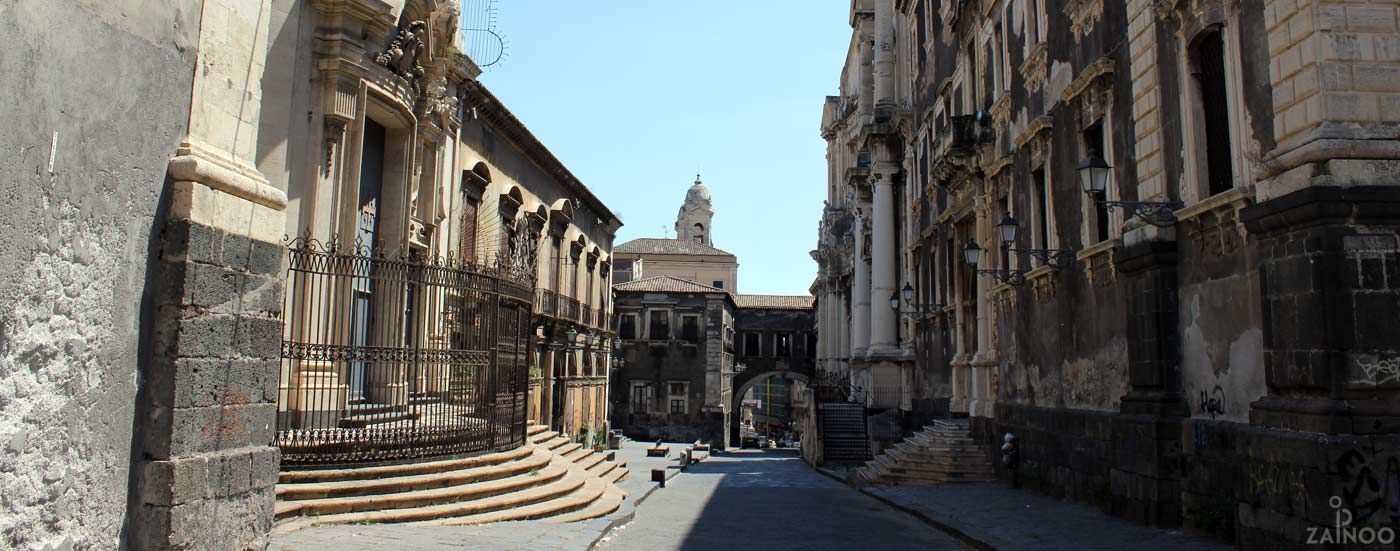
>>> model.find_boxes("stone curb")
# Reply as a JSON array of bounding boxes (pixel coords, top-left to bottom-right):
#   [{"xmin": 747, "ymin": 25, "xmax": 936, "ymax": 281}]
[
  {"xmin": 586, "ymin": 448, "xmax": 693, "ymax": 549},
  {"xmin": 812, "ymin": 465, "xmax": 999, "ymax": 551}
]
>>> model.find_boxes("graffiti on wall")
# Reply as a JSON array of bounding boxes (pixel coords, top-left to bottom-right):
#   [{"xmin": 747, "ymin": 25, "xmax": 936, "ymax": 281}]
[
  {"xmin": 1353, "ymin": 356, "xmax": 1400, "ymax": 386},
  {"xmin": 1198, "ymin": 385, "xmax": 1226, "ymax": 419},
  {"xmin": 1335, "ymin": 449, "xmax": 1400, "ymax": 525}
]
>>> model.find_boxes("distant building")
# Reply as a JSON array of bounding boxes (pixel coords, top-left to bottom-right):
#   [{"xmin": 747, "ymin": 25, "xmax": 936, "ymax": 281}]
[
  {"xmin": 610, "ymin": 276, "xmax": 736, "ymax": 446},
  {"xmin": 612, "ymin": 177, "xmax": 739, "ymax": 291}
]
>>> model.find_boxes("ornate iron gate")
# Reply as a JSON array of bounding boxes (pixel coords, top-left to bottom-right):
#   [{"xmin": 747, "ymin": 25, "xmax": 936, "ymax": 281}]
[{"xmin": 275, "ymin": 235, "xmax": 535, "ymax": 468}]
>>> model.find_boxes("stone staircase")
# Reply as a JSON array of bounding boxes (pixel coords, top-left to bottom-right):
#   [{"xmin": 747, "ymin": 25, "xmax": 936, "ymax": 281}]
[
  {"xmin": 849, "ymin": 419, "xmax": 996, "ymax": 485},
  {"xmin": 819, "ymin": 402, "xmax": 871, "ymax": 462},
  {"xmin": 271, "ymin": 423, "xmax": 629, "ymax": 534}
]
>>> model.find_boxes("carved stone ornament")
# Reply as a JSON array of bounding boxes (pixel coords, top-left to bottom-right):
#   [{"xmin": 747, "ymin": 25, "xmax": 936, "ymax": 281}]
[
  {"xmin": 1020, "ymin": 42, "xmax": 1050, "ymax": 93},
  {"xmin": 421, "ymin": 79, "xmax": 455, "ymax": 120},
  {"xmin": 1065, "ymin": 0, "xmax": 1106, "ymax": 42},
  {"xmin": 375, "ymin": 20, "xmax": 428, "ymax": 97}
]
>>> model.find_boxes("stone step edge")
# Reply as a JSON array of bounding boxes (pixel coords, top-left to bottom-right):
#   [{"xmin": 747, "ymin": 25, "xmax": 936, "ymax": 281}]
[
  {"xmin": 278, "ymin": 444, "xmax": 536, "ymax": 485},
  {"xmin": 277, "ymin": 446, "xmax": 553, "ymax": 501},
  {"xmin": 274, "ymin": 459, "xmax": 570, "ymax": 519},
  {"xmin": 271, "ymin": 469, "xmax": 591, "ymax": 533},
  {"xmin": 414, "ymin": 476, "xmax": 608, "ymax": 526}
]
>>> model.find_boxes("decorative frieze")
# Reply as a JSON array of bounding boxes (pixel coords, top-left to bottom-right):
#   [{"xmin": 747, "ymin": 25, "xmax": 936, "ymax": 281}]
[
  {"xmin": 1065, "ymin": 0, "xmax": 1106, "ymax": 42},
  {"xmin": 1027, "ymin": 264, "xmax": 1058, "ymax": 302},
  {"xmin": 1020, "ymin": 42, "xmax": 1049, "ymax": 93}
]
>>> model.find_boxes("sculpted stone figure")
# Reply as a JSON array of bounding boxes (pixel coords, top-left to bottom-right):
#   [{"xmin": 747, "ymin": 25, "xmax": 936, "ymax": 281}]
[{"xmin": 375, "ymin": 20, "xmax": 428, "ymax": 96}]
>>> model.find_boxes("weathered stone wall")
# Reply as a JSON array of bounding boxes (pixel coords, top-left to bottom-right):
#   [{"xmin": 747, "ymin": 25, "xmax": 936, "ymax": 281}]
[{"xmin": 0, "ymin": 1, "xmax": 200, "ymax": 548}]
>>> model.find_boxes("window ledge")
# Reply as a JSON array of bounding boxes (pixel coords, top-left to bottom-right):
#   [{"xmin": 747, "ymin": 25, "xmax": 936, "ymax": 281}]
[
  {"xmin": 1076, "ymin": 238, "xmax": 1121, "ymax": 287},
  {"xmin": 1174, "ymin": 186, "xmax": 1254, "ymax": 224},
  {"xmin": 1026, "ymin": 264, "xmax": 1059, "ymax": 302}
]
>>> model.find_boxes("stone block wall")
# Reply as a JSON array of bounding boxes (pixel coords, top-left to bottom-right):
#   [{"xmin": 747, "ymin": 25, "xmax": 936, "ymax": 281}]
[{"xmin": 130, "ymin": 210, "xmax": 284, "ymax": 551}]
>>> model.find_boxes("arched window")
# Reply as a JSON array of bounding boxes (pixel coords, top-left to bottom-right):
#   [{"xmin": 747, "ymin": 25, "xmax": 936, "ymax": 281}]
[{"xmin": 692, "ymin": 223, "xmax": 705, "ymax": 243}]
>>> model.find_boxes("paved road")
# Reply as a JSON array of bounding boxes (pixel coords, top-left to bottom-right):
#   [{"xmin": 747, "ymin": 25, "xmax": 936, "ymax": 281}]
[{"xmin": 596, "ymin": 449, "xmax": 972, "ymax": 551}]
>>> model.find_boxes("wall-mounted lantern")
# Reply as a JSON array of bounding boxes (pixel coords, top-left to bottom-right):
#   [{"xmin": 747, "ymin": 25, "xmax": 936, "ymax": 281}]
[{"xmin": 1078, "ymin": 150, "xmax": 1182, "ymax": 228}]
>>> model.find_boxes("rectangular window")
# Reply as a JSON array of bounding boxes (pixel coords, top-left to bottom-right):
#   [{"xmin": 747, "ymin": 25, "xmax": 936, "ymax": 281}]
[
  {"xmin": 712, "ymin": 280, "xmax": 724, "ymax": 289},
  {"xmin": 458, "ymin": 198, "xmax": 479, "ymax": 262},
  {"xmin": 805, "ymin": 332, "xmax": 818, "ymax": 358},
  {"xmin": 775, "ymin": 333, "xmax": 791, "ymax": 357},
  {"xmin": 681, "ymin": 315, "xmax": 700, "ymax": 343},
  {"xmin": 1033, "ymin": 166, "xmax": 1050, "ymax": 257},
  {"xmin": 1196, "ymin": 30, "xmax": 1235, "ymax": 197},
  {"xmin": 619, "ymin": 314, "xmax": 638, "ymax": 340},
  {"xmin": 1083, "ymin": 122, "xmax": 1111, "ymax": 244},
  {"xmin": 670, "ymin": 399, "xmax": 685, "ymax": 414},
  {"xmin": 744, "ymin": 332, "xmax": 761, "ymax": 356},
  {"xmin": 992, "ymin": 25, "xmax": 1003, "ymax": 98},
  {"xmin": 630, "ymin": 382, "xmax": 653, "ymax": 413},
  {"xmin": 550, "ymin": 238, "xmax": 562, "ymax": 292},
  {"xmin": 668, "ymin": 382, "xmax": 687, "ymax": 396},
  {"xmin": 648, "ymin": 310, "xmax": 670, "ymax": 341}
]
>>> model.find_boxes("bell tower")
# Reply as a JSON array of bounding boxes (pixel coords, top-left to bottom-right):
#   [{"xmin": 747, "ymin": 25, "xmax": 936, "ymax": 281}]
[{"xmin": 675, "ymin": 174, "xmax": 715, "ymax": 246}]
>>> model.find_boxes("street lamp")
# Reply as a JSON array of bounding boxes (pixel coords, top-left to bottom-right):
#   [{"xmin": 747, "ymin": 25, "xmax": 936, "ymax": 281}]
[
  {"xmin": 894, "ymin": 282, "xmax": 946, "ymax": 321},
  {"xmin": 996, "ymin": 213, "xmax": 1018, "ymax": 246},
  {"xmin": 964, "ymin": 238, "xmax": 1026, "ymax": 286},
  {"xmin": 1078, "ymin": 149, "xmax": 1182, "ymax": 228},
  {"xmin": 1000, "ymin": 214, "xmax": 1077, "ymax": 269}
]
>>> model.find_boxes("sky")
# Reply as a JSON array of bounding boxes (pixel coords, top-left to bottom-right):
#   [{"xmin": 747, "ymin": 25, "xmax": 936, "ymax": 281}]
[{"xmin": 473, "ymin": 1, "xmax": 851, "ymax": 296}]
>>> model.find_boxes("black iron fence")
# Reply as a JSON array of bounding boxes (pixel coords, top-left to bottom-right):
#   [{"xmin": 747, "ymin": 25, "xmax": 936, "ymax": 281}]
[{"xmin": 275, "ymin": 235, "xmax": 535, "ymax": 468}]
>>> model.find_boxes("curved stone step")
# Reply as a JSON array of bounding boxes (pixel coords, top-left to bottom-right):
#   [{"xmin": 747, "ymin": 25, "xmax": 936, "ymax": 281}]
[
  {"xmin": 604, "ymin": 466, "xmax": 629, "ymax": 484},
  {"xmin": 546, "ymin": 485, "xmax": 625, "ymax": 524},
  {"xmin": 530, "ymin": 430, "xmax": 560, "ymax": 445},
  {"xmin": 278, "ymin": 444, "xmax": 535, "ymax": 485},
  {"xmin": 277, "ymin": 460, "xmax": 569, "ymax": 518},
  {"xmin": 272, "ymin": 466, "xmax": 591, "ymax": 533},
  {"xmin": 277, "ymin": 446, "xmax": 553, "ymax": 501},
  {"xmin": 415, "ymin": 474, "xmax": 608, "ymax": 526}
]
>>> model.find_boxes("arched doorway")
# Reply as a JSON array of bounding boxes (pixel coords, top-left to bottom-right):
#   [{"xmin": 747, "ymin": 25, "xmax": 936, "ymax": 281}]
[{"xmin": 730, "ymin": 371, "xmax": 810, "ymax": 446}]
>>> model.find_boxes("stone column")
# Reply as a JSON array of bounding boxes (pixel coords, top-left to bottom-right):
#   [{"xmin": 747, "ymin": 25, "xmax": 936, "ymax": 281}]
[
  {"xmin": 869, "ymin": 170, "xmax": 899, "ymax": 355},
  {"xmin": 852, "ymin": 213, "xmax": 872, "ymax": 356},
  {"xmin": 950, "ymin": 227, "xmax": 971, "ymax": 416},
  {"xmin": 873, "ymin": 0, "xmax": 896, "ymax": 109},
  {"xmin": 857, "ymin": 23, "xmax": 874, "ymax": 117},
  {"xmin": 970, "ymin": 200, "xmax": 996, "ymax": 418},
  {"xmin": 131, "ymin": 2, "xmax": 283, "ymax": 549}
]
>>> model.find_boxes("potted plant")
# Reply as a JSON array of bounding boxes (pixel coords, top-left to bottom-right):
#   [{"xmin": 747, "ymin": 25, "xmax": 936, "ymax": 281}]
[{"xmin": 592, "ymin": 429, "xmax": 607, "ymax": 452}]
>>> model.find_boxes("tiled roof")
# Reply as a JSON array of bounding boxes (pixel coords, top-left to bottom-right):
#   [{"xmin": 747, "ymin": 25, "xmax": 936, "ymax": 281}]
[
  {"xmin": 734, "ymin": 294, "xmax": 816, "ymax": 310},
  {"xmin": 613, "ymin": 275, "xmax": 728, "ymax": 294},
  {"xmin": 614, "ymin": 238, "xmax": 735, "ymax": 257}
]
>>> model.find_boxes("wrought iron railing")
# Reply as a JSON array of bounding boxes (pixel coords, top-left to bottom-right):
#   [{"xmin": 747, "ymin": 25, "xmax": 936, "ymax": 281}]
[
  {"xmin": 275, "ymin": 235, "xmax": 535, "ymax": 468},
  {"xmin": 580, "ymin": 305, "xmax": 594, "ymax": 327},
  {"xmin": 559, "ymin": 296, "xmax": 581, "ymax": 323},
  {"xmin": 536, "ymin": 288, "xmax": 557, "ymax": 318}
]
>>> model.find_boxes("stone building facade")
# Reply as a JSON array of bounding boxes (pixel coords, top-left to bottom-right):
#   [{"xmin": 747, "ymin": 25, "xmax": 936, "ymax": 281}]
[
  {"xmin": 815, "ymin": 0, "xmax": 1400, "ymax": 547},
  {"xmin": 732, "ymin": 295, "xmax": 818, "ymax": 441},
  {"xmin": 1, "ymin": 0, "xmax": 619, "ymax": 548},
  {"xmin": 610, "ymin": 276, "xmax": 736, "ymax": 446}
]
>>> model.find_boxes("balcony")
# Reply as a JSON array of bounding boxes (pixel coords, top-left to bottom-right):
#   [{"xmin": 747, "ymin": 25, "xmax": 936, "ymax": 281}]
[
  {"xmin": 580, "ymin": 305, "xmax": 594, "ymax": 327},
  {"xmin": 535, "ymin": 288, "xmax": 558, "ymax": 318},
  {"xmin": 933, "ymin": 114, "xmax": 990, "ymax": 159},
  {"xmin": 559, "ymin": 295, "xmax": 581, "ymax": 324}
]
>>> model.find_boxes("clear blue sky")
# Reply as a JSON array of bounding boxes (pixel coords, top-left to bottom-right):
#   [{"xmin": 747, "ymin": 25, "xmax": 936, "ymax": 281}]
[{"xmin": 476, "ymin": 1, "xmax": 850, "ymax": 296}]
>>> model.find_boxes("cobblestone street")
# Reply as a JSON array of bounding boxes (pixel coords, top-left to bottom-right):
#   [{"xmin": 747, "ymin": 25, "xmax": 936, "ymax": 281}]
[{"xmin": 595, "ymin": 449, "xmax": 973, "ymax": 551}]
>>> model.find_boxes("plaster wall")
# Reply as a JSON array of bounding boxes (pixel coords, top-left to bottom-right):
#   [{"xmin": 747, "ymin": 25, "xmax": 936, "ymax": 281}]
[{"xmin": 0, "ymin": 1, "xmax": 200, "ymax": 548}]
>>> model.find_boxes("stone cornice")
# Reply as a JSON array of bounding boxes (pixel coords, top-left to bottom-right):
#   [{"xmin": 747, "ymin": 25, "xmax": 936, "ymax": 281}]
[
  {"xmin": 1014, "ymin": 115, "xmax": 1054, "ymax": 149},
  {"xmin": 168, "ymin": 139, "xmax": 286, "ymax": 210},
  {"xmin": 1060, "ymin": 57, "xmax": 1115, "ymax": 106}
]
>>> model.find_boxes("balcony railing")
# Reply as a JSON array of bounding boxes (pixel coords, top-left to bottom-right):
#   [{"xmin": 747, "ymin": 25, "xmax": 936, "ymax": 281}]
[
  {"xmin": 580, "ymin": 305, "xmax": 594, "ymax": 327},
  {"xmin": 559, "ymin": 296, "xmax": 581, "ymax": 323},
  {"xmin": 933, "ymin": 114, "xmax": 992, "ymax": 160},
  {"xmin": 536, "ymin": 288, "xmax": 557, "ymax": 318}
]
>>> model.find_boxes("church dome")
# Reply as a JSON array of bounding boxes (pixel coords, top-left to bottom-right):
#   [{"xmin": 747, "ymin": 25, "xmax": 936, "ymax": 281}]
[{"xmin": 683, "ymin": 175, "xmax": 712, "ymax": 210}]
